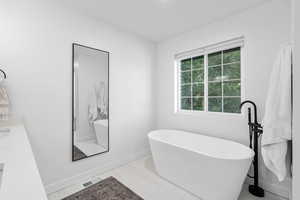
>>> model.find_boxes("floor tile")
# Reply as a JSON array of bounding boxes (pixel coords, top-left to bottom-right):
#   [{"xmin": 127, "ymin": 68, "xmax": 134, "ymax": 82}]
[{"xmin": 47, "ymin": 156, "xmax": 287, "ymax": 200}]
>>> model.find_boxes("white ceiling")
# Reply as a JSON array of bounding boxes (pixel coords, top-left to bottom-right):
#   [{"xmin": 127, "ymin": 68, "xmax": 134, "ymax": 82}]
[{"xmin": 59, "ymin": 0, "xmax": 269, "ymax": 41}]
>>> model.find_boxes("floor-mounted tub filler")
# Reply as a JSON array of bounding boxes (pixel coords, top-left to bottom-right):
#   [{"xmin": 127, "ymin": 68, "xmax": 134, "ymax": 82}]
[{"xmin": 148, "ymin": 129, "xmax": 254, "ymax": 200}]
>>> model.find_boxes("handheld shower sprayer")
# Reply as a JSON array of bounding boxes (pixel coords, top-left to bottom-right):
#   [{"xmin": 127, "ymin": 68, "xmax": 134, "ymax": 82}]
[{"xmin": 247, "ymin": 108, "xmax": 253, "ymax": 149}]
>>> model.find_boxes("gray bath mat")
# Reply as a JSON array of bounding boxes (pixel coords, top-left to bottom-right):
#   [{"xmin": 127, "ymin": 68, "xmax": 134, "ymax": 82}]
[{"xmin": 62, "ymin": 176, "xmax": 143, "ymax": 200}]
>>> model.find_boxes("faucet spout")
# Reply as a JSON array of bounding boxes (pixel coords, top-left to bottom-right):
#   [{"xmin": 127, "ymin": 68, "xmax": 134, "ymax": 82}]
[{"xmin": 240, "ymin": 100, "xmax": 258, "ymax": 124}]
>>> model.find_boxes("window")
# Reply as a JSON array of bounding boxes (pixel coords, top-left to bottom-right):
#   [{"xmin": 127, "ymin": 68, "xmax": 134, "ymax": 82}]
[
  {"xmin": 180, "ymin": 56, "xmax": 205, "ymax": 111},
  {"xmin": 177, "ymin": 43, "xmax": 242, "ymax": 114}
]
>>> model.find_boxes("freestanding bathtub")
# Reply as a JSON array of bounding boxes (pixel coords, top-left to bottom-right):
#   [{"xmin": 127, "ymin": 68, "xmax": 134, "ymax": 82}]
[{"xmin": 148, "ymin": 129, "xmax": 254, "ymax": 200}]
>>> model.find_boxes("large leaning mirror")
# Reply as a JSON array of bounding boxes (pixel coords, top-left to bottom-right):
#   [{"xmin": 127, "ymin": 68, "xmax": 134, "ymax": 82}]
[{"xmin": 72, "ymin": 43, "xmax": 109, "ymax": 161}]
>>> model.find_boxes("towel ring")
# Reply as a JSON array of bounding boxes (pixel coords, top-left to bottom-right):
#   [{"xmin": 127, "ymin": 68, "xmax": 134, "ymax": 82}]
[{"xmin": 0, "ymin": 69, "xmax": 7, "ymax": 79}]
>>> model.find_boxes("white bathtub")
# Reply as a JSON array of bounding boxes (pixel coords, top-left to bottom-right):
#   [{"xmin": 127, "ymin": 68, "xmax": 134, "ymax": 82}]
[
  {"xmin": 93, "ymin": 119, "xmax": 108, "ymax": 149},
  {"xmin": 148, "ymin": 129, "xmax": 254, "ymax": 200}
]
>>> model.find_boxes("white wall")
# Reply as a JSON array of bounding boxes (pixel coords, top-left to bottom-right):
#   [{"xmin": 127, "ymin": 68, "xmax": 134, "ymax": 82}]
[
  {"xmin": 155, "ymin": 0, "xmax": 291, "ymax": 197},
  {"xmin": 0, "ymin": 0, "xmax": 155, "ymax": 188},
  {"xmin": 292, "ymin": 0, "xmax": 299, "ymax": 198}
]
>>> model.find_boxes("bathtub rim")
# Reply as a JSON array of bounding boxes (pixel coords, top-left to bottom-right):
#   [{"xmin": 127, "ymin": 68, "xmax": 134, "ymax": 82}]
[{"xmin": 148, "ymin": 129, "xmax": 254, "ymax": 161}]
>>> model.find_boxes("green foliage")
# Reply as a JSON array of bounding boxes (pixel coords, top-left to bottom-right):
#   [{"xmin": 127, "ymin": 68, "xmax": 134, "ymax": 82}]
[
  {"xmin": 208, "ymin": 98, "xmax": 222, "ymax": 112},
  {"xmin": 193, "ymin": 97, "xmax": 204, "ymax": 110},
  {"xmin": 181, "ymin": 71, "xmax": 191, "ymax": 84},
  {"xmin": 223, "ymin": 48, "xmax": 240, "ymax": 64},
  {"xmin": 181, "ymin": 98, "xmax": 191, "ymax": 110},
  {"xmin": 181, "ymin": 84, "xmax": 191, "ymax": 96},
  {"xmin": 208, "ymin": 66, "xmax": 222, "ymax": 81},
  {"xmin": 192, "ymin": 56, "xmax": 204, "ymax": 69},
  {"xmin": 208, "ymin": 51, "xmax": 221, "ymax": 66},
  {"xmin": 181, "ymin": 58, "xmax": 191, "ymax": 71},
  {"xmin": 180, "ymin": 47, "xmax": 241, "ymax": 113},
  {"xmin": 208, "ymin": 82, "xmax": 222, "ymax": 96},
  {"xmin": 192, "ymin": 69, "xmax": 204, "ymax": 82},
  {"xmin": 192, "ymin": 83, "xmax": 204, "ymax": 96},
  {"xmin": 223, "ymin": 63, "xmax": 240, "ymax": 80},
  {"xmin": 224, "ymin": 98, "xmax": 241, "ymax": 113},
  {"xmin": 223, "ymin": 81, "xmax": 241, "ymax": 96}
]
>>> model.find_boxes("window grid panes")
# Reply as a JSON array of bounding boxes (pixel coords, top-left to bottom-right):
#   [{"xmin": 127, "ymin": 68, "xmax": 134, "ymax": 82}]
[
  {"xmin": 180, "ymin": 56, "xmax": 205, "ymax": 111},
  {"xmin": 179, "ymin": 47, "xmax": 241, "ymax": 114}
]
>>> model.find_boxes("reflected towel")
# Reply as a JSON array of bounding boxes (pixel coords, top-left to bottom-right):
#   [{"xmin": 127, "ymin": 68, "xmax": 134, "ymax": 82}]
[
  {"xmin": 96, "ymin": 82, "xmax": 107, "ymax": 118},
  {"xmin": 0, "ymin": 86, "xmax": 9, "ymax": 120},
  {"xmin": 262, "ymin": 44, "xmax": 292, "ymax": 181},
  {"xmin": 88, "ymin": 87, "xmax": 98, "ymax": 123}
]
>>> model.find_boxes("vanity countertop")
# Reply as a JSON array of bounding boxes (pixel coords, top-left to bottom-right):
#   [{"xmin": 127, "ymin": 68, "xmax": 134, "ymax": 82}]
[{"xmin": 0, "ymin": 123, "xmax": 48, "ymax": 199}]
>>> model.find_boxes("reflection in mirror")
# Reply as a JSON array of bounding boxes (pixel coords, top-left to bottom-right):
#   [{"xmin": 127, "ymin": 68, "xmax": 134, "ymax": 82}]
[{"xmin": 72, "ymin": 43, "xmax": 109, "ymax": 161}]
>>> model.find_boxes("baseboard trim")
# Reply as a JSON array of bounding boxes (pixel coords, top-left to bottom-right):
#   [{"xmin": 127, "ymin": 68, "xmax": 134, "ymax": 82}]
[
  {"xmin": 245, "ymin": 177, "xmax": 291, "ymax": 199},
  {"xmin": 45, "ymin": 148, "xmax": 150, "ymax": 194}
]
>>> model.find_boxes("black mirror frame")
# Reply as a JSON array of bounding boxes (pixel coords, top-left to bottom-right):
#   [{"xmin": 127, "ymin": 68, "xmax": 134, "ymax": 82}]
[{"xmin": 72, "ymin": 43, "xmax": 110, "ymax": 162}]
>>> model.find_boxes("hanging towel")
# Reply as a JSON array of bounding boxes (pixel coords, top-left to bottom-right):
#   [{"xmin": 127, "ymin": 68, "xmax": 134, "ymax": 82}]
[
  {"xmin": 0, "ymin": 85, "xmax": 9, "ymax": 121},
  {"xmin": 88, "ymin": 86, "xmax": 98, "ymax": 123},
  {"xmin": 96, "ymin": 81, "xmax": 107, "ymax": 118},
  {"xmin": 262, "ymin": 45, "xmax": 292, "ymax": 182}
]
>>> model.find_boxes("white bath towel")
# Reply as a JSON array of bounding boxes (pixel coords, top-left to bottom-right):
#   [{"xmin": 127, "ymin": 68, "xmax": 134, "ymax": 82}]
[
  {"xmin": 0, "ymin": 85, "xmax": 9, "ymax": 120},
  {"xmin": 88, "ymin": 87, "xmax": 98, "ymax": 123},
  {"xmin": 96, "ymin": 82, "xmax": 107, "ymax": 117},
  {"xmin": 262, "ymin": 45, "xmax": 292, "ymax": 182},
  {"xmin": 88, "ymin": 82, "xmax": 107, "ymax": 123}
]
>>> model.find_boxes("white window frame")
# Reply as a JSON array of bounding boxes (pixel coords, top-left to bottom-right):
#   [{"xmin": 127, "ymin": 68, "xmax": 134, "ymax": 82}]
[{"xmin": 174, "ymin": 37, "xmax": 245, "ymax": 115}]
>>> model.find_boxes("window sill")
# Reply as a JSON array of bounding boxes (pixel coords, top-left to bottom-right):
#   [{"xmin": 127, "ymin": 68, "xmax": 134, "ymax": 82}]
[{"xmin": 174, "ymin": 110, "xmax": 244, "ymax": 117}]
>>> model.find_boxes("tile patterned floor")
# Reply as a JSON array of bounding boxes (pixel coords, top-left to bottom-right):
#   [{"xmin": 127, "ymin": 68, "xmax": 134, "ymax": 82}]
[{"xmin": 48, "ymin": 157, "xmax": 287, "ymax": 200}]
